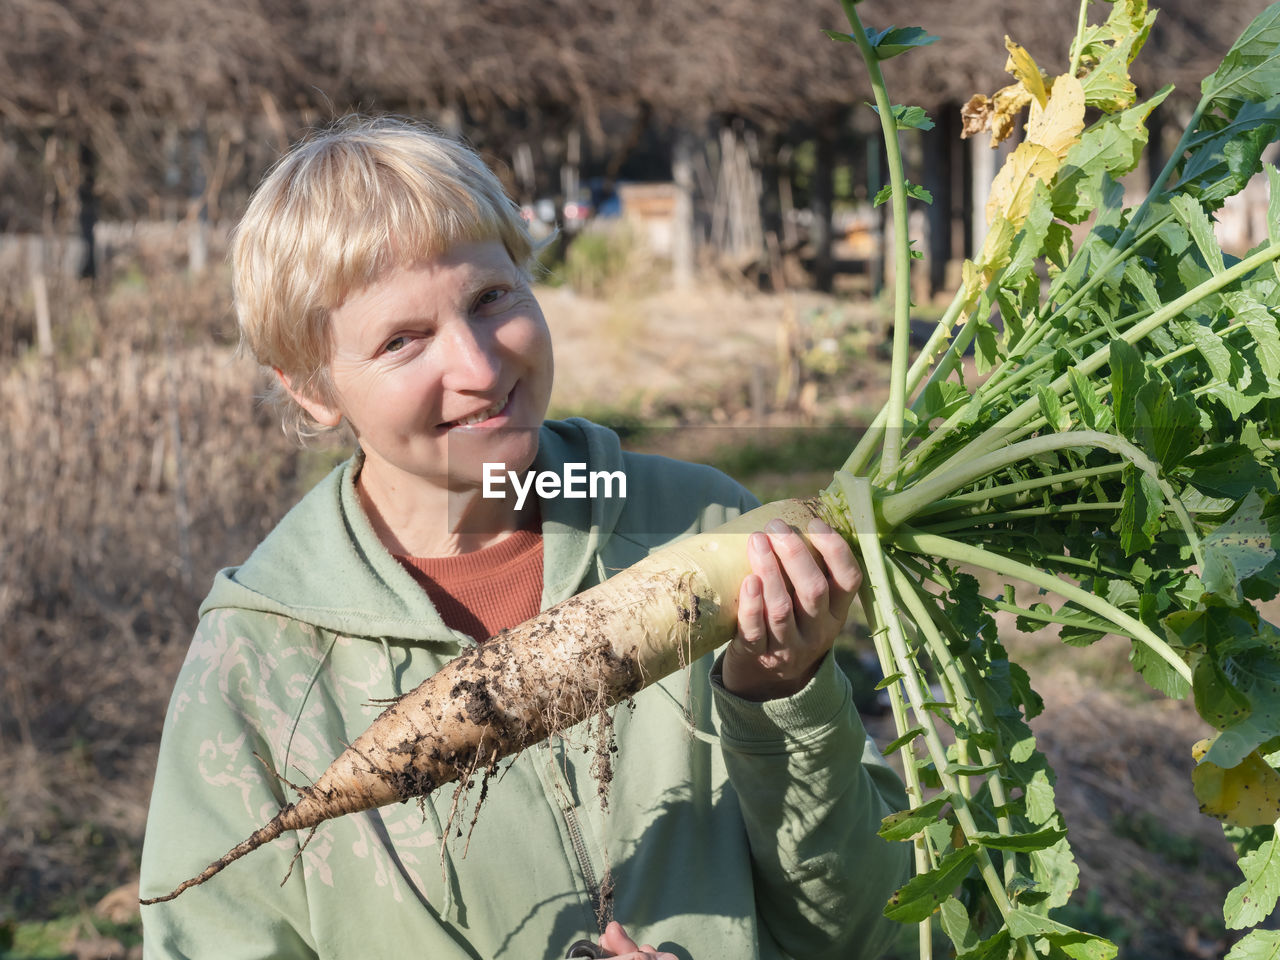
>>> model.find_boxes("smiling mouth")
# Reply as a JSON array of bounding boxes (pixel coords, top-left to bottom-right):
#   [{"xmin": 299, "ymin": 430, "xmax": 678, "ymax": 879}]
[{"xmin": 445, "ymin": 389, "xmax": 512, "ymax": 428}]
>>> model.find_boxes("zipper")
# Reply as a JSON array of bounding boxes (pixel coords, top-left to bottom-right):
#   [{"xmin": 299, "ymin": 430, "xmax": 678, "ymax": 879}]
[
  {"xmin": 562, "ymin": 801, "xmax": 603, "ymax": 927},
  {"xmin": 547, "ymin": 740, "xmax": 603, "ymax": 928}
]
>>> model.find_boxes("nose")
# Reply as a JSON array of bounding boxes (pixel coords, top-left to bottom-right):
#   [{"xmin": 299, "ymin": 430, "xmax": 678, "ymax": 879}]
[{"xmin": 439, "ymin": 317, "xmax": 501, "ymax": 392}]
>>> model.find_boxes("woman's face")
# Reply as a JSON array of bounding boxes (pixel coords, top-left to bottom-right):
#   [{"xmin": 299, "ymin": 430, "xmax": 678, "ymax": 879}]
[{"xmin": 294, "ymin": 240, "xmax": 554, "ymax": 494}]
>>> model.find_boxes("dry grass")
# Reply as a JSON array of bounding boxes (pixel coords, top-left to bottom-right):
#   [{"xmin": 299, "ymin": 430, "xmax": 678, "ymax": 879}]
[{"xmin": 0, "ymin": 256, "xmax": 317, "ymax": 919}]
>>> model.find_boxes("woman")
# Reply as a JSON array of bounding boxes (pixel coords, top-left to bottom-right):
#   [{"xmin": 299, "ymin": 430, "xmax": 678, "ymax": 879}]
[{"xmin": 139, "ymin": 117, "xmax": 908, "ymax": 960}]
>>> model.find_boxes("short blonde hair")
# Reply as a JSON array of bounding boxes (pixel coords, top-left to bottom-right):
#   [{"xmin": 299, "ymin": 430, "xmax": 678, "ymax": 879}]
[{"xmin": 232, "ymin": 115, "xmax": 536, "ymax": 439}]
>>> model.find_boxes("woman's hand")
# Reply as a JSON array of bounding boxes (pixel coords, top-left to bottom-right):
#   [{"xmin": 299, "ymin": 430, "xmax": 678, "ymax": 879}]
[
  {"xmin": 721, "ymin": 517, "xmax": 861, "ymax": 702},
  {"xmin": 596, "ymin": 920, "xmax": 680, "ymax": 959}
]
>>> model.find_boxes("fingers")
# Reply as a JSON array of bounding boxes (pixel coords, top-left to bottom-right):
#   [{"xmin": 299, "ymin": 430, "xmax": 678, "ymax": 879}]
[
  {"xmin": 736, "ymin": 571, "xmax": 766, "ymax": 653},
  {"xmin": 599, "ymin": 921, "xmax": 639, "ymax": 954},
  {"xmin": 728, "ymin": 513, "xmax": 862, "ymax": 700},
  {"xmin": 598, "ymin": 922, "xmax": 678, "ymax": 960},
  {"xmin": 744, "ymin": 517, "xmax": 860, "ymax": 634},
  {"xmin": 747, "ymin": 528, "xmax": 798, "ymax": 644},
  {"xmin": 804, "ymin": 518, "xmax": 861, "ymax": 622}
]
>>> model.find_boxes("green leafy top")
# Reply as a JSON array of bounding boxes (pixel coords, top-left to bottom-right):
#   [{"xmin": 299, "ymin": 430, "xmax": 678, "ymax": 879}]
[{"xmin": 826, "ymin": 1, "xmax": 1280, "ymax": 956}]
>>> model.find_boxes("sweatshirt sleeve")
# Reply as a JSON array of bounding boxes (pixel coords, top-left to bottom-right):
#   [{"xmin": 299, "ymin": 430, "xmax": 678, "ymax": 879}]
[
  {"xmin": 139, "ymin": 611, "xmax": 318, "ymax": 960},
  {"xmin": 711, "ymin": 650, "xmax": 910, "ymax": 960}
]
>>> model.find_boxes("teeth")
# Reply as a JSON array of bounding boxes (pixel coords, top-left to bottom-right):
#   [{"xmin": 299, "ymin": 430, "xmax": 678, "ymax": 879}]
[{"xmin": 453, "ymin": 392, "xmax": 509, "ymax": 426}]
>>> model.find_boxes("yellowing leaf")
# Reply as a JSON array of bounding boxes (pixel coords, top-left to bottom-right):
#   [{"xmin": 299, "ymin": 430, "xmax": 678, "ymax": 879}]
[
  {"xmin": 1192, "ymin": 738, "xmax": 1280, "ymax": 827},
  {"xmin": 986, "ymin": 142, "xmax": 1059, "ymax": 227},
  {"xmin": 1027, "ymin": 74, "xmax": 1086, "ymax": 159},
  {"xmin": 1005, "ymin": 37, "xmax": 1048, "ymax": 107},
  {"xmin": 991, "ymin": 82, "xmax": 1034, "ymax": 147},
  {"xmin": 976, "ymin": 215, "xmax": 1017, "ymax": 274}
]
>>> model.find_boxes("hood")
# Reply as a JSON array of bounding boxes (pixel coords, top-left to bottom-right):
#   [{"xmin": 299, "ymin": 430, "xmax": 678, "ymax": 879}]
[{"xmin": 199, "ymin": 418, "xmax": 628, "ymax": 644}]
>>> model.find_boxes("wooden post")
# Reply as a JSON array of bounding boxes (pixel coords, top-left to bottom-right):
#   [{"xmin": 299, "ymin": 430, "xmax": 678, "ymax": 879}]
[
  {"xmin": 187, "ymin": 123, "xmax": 208, "ymax": 274},
  {"xmin": 29, "ymin": 237, "xmax": 53, "ymax": 359},
  {"xmin": 78, "ymin": 142, "xmax": 97, "ymax": 281},
  {"xmin": 970, "ymin": 134, "xmax": 996, "ymax": 258},
  {"xmin": 672, "ymin": 129, "xmax": 696, "ymax": 290},
  {"xmin": 812, "ymin": 127, "xmax": 835, "ymax": 294}
]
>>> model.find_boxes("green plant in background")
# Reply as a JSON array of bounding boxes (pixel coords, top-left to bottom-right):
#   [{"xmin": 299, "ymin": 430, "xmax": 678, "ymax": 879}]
[
  {"xmin": 822, "ymin": 0, "xmax": 1280, "ymax": 956},
  {"xmin": 563, "ymin": 222, "xmax": 645, "ymax": 298}
]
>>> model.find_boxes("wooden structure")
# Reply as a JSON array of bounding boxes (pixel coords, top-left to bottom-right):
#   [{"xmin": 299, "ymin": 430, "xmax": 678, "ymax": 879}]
[{"xmin": 0, "ymin": 0, "xmax": 1272, "ymax": 290}]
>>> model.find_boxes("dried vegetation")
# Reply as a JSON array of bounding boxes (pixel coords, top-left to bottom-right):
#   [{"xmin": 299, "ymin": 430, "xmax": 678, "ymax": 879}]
[{"xmin": 0, "ymin": 236, "xmax": 317, "ymax": 921}]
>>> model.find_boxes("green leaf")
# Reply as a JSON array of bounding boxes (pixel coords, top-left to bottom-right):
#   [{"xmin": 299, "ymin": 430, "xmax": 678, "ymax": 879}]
[
  {"xmin": 879, "ymin": 794, "xmax": 951, "ymax": 841},
  {"xmin": 1004, "ymin": 182, "xmax": 1056, "ymax": 286},
  {"xmin": 1177, "ymin": 319, "xmax": 1233, "ymax": 379},
  {"xmin": 1109, "ymin": 338, "xmax": 1145, "ymax": 437},
  {"xmin": 1077, "ymin": 5, "xmax": 1156, "ymax": 112},
  {"xmin": 823, "ymin": 29, "xmax": 855, "ymax": 42},
  {"xmin": 870, "ymin": 103, "xmax": 936, "ymax": 131},
  {"xmin": 974, "ymin": 314, "xmax": 1000, "ymax": 375},
  {"xmin": 873, "ymin": 180, "xmax": 933, "ymax": 207},
  {"xmin": 1269, "ymin": 165, "xmax": 1280, "ymax": 250},
  {"xmin": 1176, "ymin": 98, "xmax": 1280, "ymax": 207},
  {"xmin": 1183, "ymin": 444, "xmax": 1277, "ymax": 500},
  {"xmin": 1024, "ymin": 768, "xmax": 1058, "ymax": 823},
  {"xmin": 1201, "ymin": 5, "xmax": 1280, "ymax": 107},
  {"xmin": 1006, "ymin": 909, "xmax": 1118, "ymax": 959},
  {"xmin": 1169, "ymin": 193, "xmax": 1227, "ymax": 275},
  {"xmin": 1195, "ymin": 654, "xmax": 1253, "ymax": 731},
  {"xmin": 1227, "ymin": 929, "xmax": 1280, "ymax": 960},
  {"xmin": 1202, "ymin": 491, "xmax": 1278, "ymax": 603},
  {"xmin": 1117, "ymin": 462, "xmax": 1162, "ymax": 555},
  {"xmin": 1131, "ymin": 639, "xmax": 1192, "ymax": 699},
  {"xmin": 882, "ymin": 725, "xmax": 926, "ymax": 755},
  {"xmin": 1030, "ymin": 832, "xmax": 1080, "ymax": 910},
  {"xmin": 1229, "ymin": 292, "xmax": 1280, "ymax": 380},
  {"xmin": 865, "ymin": 25, "xmax": 939, "ymax": 60},
  {"xmin": 884, "ymin": 844, "xmax": 977, "ymax": 923},
  {"xmin": 957, "ymin": 930, "xmax": 1012, "ymax": 960},
  {"xmin": 1133, "ymin": 377, "xmax": 1200, "ymax": 470},
  {"xmin": 1225, "ymin": 836, "xmax": 1280, "ymax": 929},
  {"xmin": 1037, "ymin": 385, "xmax": 1071, "ymax": 432},
  {"xmin": 939, "ymin": 896, "xmax": 979, "ymax": 954},
  {"xmin": 1068, "ymin": 366, "xmax": 1113, "ymax": 432},
  {"xmin": 1050, "ymin": 87, "xmax": 1171, "ymax": 223},
  {"xmin": 968, "ymin": 825, "xmax": 1067, "ymax": 852}
]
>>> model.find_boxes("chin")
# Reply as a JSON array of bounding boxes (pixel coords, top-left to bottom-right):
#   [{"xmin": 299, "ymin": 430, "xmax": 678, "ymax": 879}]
[{"xmin": 448, "ymin": 428, "xmax": 540, "ymax": 480}]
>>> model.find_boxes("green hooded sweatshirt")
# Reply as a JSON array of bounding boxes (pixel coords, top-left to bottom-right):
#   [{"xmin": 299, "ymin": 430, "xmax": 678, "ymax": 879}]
[{"xmin": 140, "ymin": 418, "xmax": 909, "ymax": 960}]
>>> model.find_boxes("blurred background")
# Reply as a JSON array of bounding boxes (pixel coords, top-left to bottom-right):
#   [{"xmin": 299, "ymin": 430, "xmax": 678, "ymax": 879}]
[{"xmin": 1, "ymin": 0, "xmax": 1276, "ymax": 956}]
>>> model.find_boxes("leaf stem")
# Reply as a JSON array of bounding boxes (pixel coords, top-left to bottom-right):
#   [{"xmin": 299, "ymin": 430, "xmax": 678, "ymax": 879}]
[
  {"xmin": 940, "ymin": 242, "xmax": 1280, "ymax": 467},
  {"xmin": 892, "ymin": 527, "xmax": 1194, "ymax": 686},
  {"xmin": 912, "ymin": 463, "xmax": 1125, "ymax": 517},
  {"xmin": 844, "ymin": 475, "xmax": 1022, "ymax": 929},
  {"xmin": 854, "ymin": 579, "xmax": 935, "ymax": 957},
  {"xmin": 887, "ymin": 560, "xmax": 1020, "ymax": 882},
  {"xmin": 841, "ymin": 0, "xmax": 914, "ymax": 486},
  {"xmin": 840, "ymin": 288, "xmax": 969, "ymax": 478},
  {"xmin": 1068, "ymin": 0, "xmax": 1091, "ymax": 77},
  {"xmin": 919, "ymin": 500, "xmax": 1123, "ymax": 536},
  {"xmin": 879, "ymin": 431, "xmax": 1202, "ymax": 568}
]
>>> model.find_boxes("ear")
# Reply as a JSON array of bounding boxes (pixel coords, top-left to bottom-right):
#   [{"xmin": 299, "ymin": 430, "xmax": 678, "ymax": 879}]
[{"xmin": 274, "ymin": 367, "xmax": 343, "ymax": 428}]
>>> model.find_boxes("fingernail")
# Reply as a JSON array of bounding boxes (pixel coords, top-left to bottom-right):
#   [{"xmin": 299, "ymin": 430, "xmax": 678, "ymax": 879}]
[
  {"xmin": 749, "ymin": 532, "xmax": 769, "ymax": 553},
  {"xmin": 808, "ymin": 518, "xmax": 832, "ymax": 535},
  {"xmin": 765, "ymin": 518, "xmax": 788, "ymax": 534},
  {"xmin": 744, "ymin": 575, "xmax": 761, "ymax": 597}
]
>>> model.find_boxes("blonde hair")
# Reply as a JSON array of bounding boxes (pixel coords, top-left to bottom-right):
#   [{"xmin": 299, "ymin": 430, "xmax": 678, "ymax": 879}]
[{"xmin": 232, "ymin": 115, "xmax": 536, "ymax": 440}]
